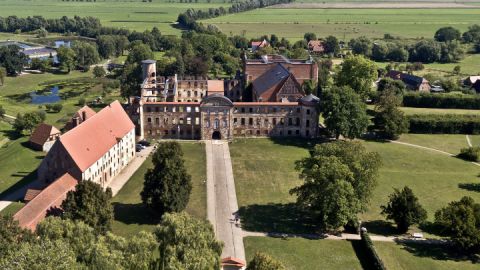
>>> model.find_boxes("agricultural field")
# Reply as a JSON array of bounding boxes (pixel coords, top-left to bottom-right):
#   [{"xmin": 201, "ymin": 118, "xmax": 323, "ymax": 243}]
[
  {"xmin": 204, "ymin": 8, "xmax": 480, "ymax": 40},
  {"xmin": 374, "ymin": 241, "xmax": 480, "ymax": 270},
  {"xmin": 111, "ymin": 142, "xmax": 206, "ymax": 237},
  {"xmin": 230, "ymin": 138, "xmax": 480, "ymax": 235},
  {"xmin": 244, "ymin": 237, "xmax": 364, "ymax": 270},
  {"xmin": 0, "ymin": 0, "xmax": 229, "ymax": 34}
]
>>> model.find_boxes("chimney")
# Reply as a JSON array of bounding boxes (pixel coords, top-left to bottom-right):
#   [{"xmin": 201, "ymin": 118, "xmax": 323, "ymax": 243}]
[
  {"xmin": 82, "ymin": 111, "xmax": 87, "ymax": 121},
  {"xmin": 73, "ymin": 117, "xmax": 80, "ymax": 128}
]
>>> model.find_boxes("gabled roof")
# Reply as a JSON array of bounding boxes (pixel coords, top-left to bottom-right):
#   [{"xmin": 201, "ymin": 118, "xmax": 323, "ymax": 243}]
[
  {"xmin": 308, "ymin": 40, "xmax": 324, "ymax": 52},
  {"xmin": 29, "ymin": 123, "xmax": 60, "ymax": 146},
  {"xmin": 252, "ymin": 63, "xmax": 290, "ymax": 97},
  {"xmin": 221, "ymin": 257, "xmax": 245, "ymax": 267},
  {"xmin": 59, "ymin": 100, "xmax": 134, "ymax": 172},
  {"xmin": 14, "ymin": 173, "xmax": 77, "ymax": 231},
  {"xmin": 74, "ymin": 105, "xmax": 96, "ymax": 122}
]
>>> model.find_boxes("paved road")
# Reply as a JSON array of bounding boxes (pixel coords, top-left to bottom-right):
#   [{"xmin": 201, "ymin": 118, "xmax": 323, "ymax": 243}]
[{"xmin": 206, "ymin": 140, "xmax": 245, "ymax": 262}]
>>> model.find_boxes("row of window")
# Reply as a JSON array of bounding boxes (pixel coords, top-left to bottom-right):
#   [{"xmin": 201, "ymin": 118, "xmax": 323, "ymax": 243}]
[
  {"xmin": 147, "ymin": 117, "xmax": 200, "ymax": 126},
  {"xmin": 146, "ymin": 106, "xmax": 200, "ymax": 113},
  {"xmin": 233, "ymin": 117, "xmax": 310, "ymax": 128}
]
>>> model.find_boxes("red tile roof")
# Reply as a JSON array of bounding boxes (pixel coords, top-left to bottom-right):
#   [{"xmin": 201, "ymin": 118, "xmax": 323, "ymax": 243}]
[
  {"xmin": 59, "ymin": 100, "xmax": 135, "ymax": 172},
  {"xmin": 221, "ymin": 257, "xmax": 245, "ymax": 267},
  {"xmin": 233, "ymin": 102, "xmax": 298, "ymax": 106},
  {"xmin": 75, "ymin": 105, "xmax": 96, "ymax": 121},
  {"xmin": 14, "ymin": 173, "xmax": 77, "ymax": 231},
  {"xmin": 29, "ymin": 123, "xmax": 60, "ymax": 147},
  {"xmin": 24, "ymin": 189, "xmax": 42, "ymax": 202},
  {"xmin": 308, "ymin": 40, "xmax": 325, "ymax": 52}
]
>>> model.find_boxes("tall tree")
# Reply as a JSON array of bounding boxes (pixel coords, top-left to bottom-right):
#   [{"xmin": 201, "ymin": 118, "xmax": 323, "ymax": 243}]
[
  {"xmin": 336, "ymin": 55, "xmax": 377, "ymax": 99},
  {"xmin": 0, "ymin": 215, "xmax": 34, "ymax": 258},
  {"xmin": 374, "ymin": 89, "xmax": 409, "ymax": 139},
  {"xmin": 0, "ymin": 45, "xmax": 28, "ymax": 75},
  {"xmin": 323, "ymin": 35, "xmax": 340, "ymax": 55},
  {"xmin": 434, "ymin": 26, "xmax": 461, "ymax": 42},
  {"xmin": 141, "ymin": 142, "xmax": 192, "ymax": 216},
  {"xmin": 72, "ymin": 41, "xmax": 100, "ymax": 71},
  {"xmin": 435, "ymin": 196, "xmax": 480, "ymax": 251},
  {"xmin": 303, "ymin": 32, "xmax": 317, "ymax": 42},
  {"xmin": 381, "ymin": 186, "xmax": 427, "ymax": 233},
  {"xmin": 61, "ymin": 181, "xmax": 114, "ymax": 234},
  {"xmin": 155, "ymin": 212, "xmax": 222, "ymax": 270},
  {"xmin": 320, "ymin": 86, "xmax": 369, "ymax": 139},
  {"xmin": 349, "ymin": 36, "xmax": 373, "ymax": 57},
  {"xmin": 120, "ymin": 43, "xmax": 154, "ymax": 98},
  {"xmin": 290, "ymin": 141, "xmax": 381, "ymax": 231},
  {"xmin": 247, "ymin": 252, "xmax": 286, "ymax": 270},
  {"xmin": 57, "ymin": 46, "xmax": 76, "ymax": 73}
]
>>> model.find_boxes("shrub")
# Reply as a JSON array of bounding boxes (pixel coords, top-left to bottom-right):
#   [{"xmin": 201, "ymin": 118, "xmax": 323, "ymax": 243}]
[
  {"xmin": 360, "ymin": 231, "xmax": 387, "ymax": 270},
  {"xmin": 408, "ymin": 114, "xmax": 480, "ymax": 134},
  {"xmin": 458, "ymin": 147, "xmax": 480, "ymax": 162},
  {"xmin": 403, "ymin": 93, "xmax": 480, "ymax": 109}
]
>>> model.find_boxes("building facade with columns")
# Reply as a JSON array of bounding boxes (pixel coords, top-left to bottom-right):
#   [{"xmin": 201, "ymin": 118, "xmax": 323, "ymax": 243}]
[{"xmin": 129, "ymin": 58, "xmax": 320, "ymax": 141}]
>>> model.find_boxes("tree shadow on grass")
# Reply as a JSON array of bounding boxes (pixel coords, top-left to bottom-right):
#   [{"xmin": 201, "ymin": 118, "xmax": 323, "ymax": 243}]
[
  {"xmin": 396, "ymin": 240, "xmax": 479, "ymax": 263},
  {"xmin": 238, "ymin": 203, "xmax": 317, "ymax": 234},
  {"xmin": 0, "ymin": 129, "xmax": 22, "ymax": 141},
  {"xmin": 112, "ymin": 202, "xmax": 161, "ymax": 226},
  {"xmin": 1, "ymin": 169, "xmax": 40, "ymax": 200},
  {"xmin": 458, "ymin": 183, "xmax": 480, "ymax": 192},
  {"xmin": 268, "ymin": 136, "xmax": 327, "ymax": 150},
  {"xmin": 362, "ymin": 220, "xmax": 399, "ymax": 236}
]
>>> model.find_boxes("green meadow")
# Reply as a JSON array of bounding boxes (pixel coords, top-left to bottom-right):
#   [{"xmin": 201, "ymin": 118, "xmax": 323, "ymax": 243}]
[
  {"xmin": 0, "ymin": 0, "xmax": 229, "ymax": 34},
  {"xmin": 204, "ymin": 8, "xmax": 480, "ymax": 40}
]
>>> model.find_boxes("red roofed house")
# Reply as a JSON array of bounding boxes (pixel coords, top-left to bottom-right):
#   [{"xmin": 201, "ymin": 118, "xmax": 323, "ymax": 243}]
[
  {"xmin": 14, "ymin": 173, "xmax": 77, "ymax": 231},
  {"xmin": 64, "ymin": 105, "xmax": 97, "ymax": 131},
  {"xmin": 29, "ymin": 123, "xmax": 61, "ymax": 152},
  {"xmin": 221, "ymin": 257, "xmax": 245, "ymax": 270},
  {"xmin": 250, "ymin": 39, "xmax": 269, "ymax": 52},
  {"xmin": 38, "ymin": 100, "xmax": 136, "ymax": 188},
  {"xmin": 308, "ymin": 40, "xmax": 325, "ymax": 55}
]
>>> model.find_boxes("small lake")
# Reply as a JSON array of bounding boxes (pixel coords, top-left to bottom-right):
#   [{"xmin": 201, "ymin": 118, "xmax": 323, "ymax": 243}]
[{"xmin": 30, "ymin": 86, "xmax": 61, "ymax": 104}]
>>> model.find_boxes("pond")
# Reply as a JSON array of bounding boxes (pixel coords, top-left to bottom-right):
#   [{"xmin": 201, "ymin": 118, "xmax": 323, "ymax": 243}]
[
  {"xmin": 30, "ymin": 86, "xmax": 61, "ymax": 104},
  {"xmin": 54, "ymin": 40, "xmax": 71, "ymax": 48}
]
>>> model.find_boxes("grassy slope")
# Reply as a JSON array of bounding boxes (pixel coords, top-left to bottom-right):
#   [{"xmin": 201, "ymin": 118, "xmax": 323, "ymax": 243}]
[
  {"xmin": 397, "ymin": 134, "xmax": 470, "ymax": 154},
  {"xmin": 0, "ymin": 135, "xmax": 44, "ymax": 195},
  {"xmin": 0, "ymin": 0, "xmax": 229, "ymax": 34},
  {"xmin": 244, "ymin": 237, "xmax": 363, "ymax": 270},
  {"xmin": 111, "ymin": 142, "xmax": 206, "ymax": 237},
  {"xmin": 204, "ymin": 8, "xmax": 480, "ymax": 40},
  {"xmin": 375, "ymin": 241, "xmax": 480, "ymax": 270}
]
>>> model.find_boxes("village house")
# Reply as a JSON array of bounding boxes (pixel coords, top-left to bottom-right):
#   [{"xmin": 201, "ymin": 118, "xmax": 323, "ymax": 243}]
[
  {"xmin": 250, "ymin": 38, "xmax": 270, "ymax": 52},
  {"xmin": 464, "ymin": 76, "xmax": 480, "ymax": 86},
  {"xmin": 307, "ymin": 40, "xmax": 325, "ymax": 55},
  {"xmin": 14, "ymin": 101, "xmax": 136, "ymax": 231},
  {"xmin": 129, "ymin": 58, "xmax": 320, "ymax": 141},
  {"xmin": 29, "ymin": 123, "xmax": 61, "ymax": 152},
  {"xmin": 386, "ymin": 70, "xmax": 431, "ymax": 92}
]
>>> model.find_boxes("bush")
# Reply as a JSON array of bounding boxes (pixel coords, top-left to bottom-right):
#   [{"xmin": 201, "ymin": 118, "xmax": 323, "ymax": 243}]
[
  {"xmin": 458, "ymin": 147, "xmax": 480, "ymax": 162},
  {"xmin": 408, "ymin": 114, "xmax": 480, "ymax": 134},
  {"xmin": 360, "ymin": 231, "xmax": 387, "ymax": 270},
  {"xmin": 403, "ymin": 93, "xmax": 480, "ymax": 109}
]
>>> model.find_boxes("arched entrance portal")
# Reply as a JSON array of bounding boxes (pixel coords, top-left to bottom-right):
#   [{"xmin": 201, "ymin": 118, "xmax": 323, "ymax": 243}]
[{"xmin": 212, "ymin": 131, "xmax": 221, "ymax": 140}]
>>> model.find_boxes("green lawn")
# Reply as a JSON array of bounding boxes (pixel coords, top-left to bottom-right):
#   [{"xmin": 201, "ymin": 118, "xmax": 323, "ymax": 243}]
[
  {"xmin": 204, "ymin": 8, "xmax": 480, "ymax": 40},
  {"xmin": 244, "ymin": 237, "xmax": 363, "ymax": 270},
  {"xmin": 366, "ymin": 105, "xmax": 480, "ymax": 116},
  {"xmin": 0, "ymin": 202, "xmax": 25, "ymax": 216},
  {"xmin": 422, "ymin": 54, "xmax": 480, "ymax": 76},
  {"xmin": 375, "ymin": 241, "xmax": 480, "ymax": 270},
  {"xmin": 0, "ymin": 0, "xmax": 229, "ymax": 34},
  {"xmin": 111, "ymin": 142, "xmax": 206, "ymax": 237},
  {"xmin": 397, "ymin": 134, "xmax": 470, "ymax": 154},
  {"xmin": 0, "ymin": 135, "xmax": 44, "ymax": 195},
  {"xmin": 230, "ymin": 138, "xmax": 480, "ymax": 235}
]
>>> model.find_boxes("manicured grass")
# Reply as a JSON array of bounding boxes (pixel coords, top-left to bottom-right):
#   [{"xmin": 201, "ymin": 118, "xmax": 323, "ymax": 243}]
[
  {"xmin": 360, "ymin": 140, "xmax": 480, "ymax": 222},
  {"xmin": 230, "ymin": 138, "xmax": 310, "ymax": 207},
  {"xmin": 0, "ymin": 202, "xmax": 25, "ymax": 216},
  {"xmin": 397, "ymin": 134, "xmax": 470, "ymax": 154},
  {"xmin": 0, "ymin": 135, "xmax": 44, "ymax": 195},
  {"xmin": 230, "ymin": 138, "xmax": 480, "ymax": 234},
  {"xmin": 244, "ymin": 237, "xmax": 363, "ymax": 270},
  {"xmin": 375, "ymin": 241, "xmax": 480, "ymax": 270},
  {"xmin": 111, "ymin": 142, "xmax": 206, "ymax": 237},
  {"xmin": 422, "ymin": 54, "xmax": 480, "ymax": 76},
  {"xmin": 0, "ymin": 0, "xmax": 229, "ymax": 34},
  {"xmin": 204, "ymin": 8, "xmax": 480, "ymax": 40}
]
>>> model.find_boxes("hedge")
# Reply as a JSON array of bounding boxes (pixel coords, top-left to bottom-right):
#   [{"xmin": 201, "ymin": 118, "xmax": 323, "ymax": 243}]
[
  {"xmin": 360, "ymin": 231, "xmax": 387, "ymax": 270},
  {"xmin": 403, "ymin": 93, "xmax": 480, "ymax": 109},
  {"xmin": 408, "ymin": 114, "xmax": 480, "ymax": 134}
]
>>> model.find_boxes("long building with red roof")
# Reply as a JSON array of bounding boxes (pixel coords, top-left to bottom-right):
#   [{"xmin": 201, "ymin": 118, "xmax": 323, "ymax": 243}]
[{"xmin": 38, "ymin": 100, "xmax": 136, "ymax": 187}]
